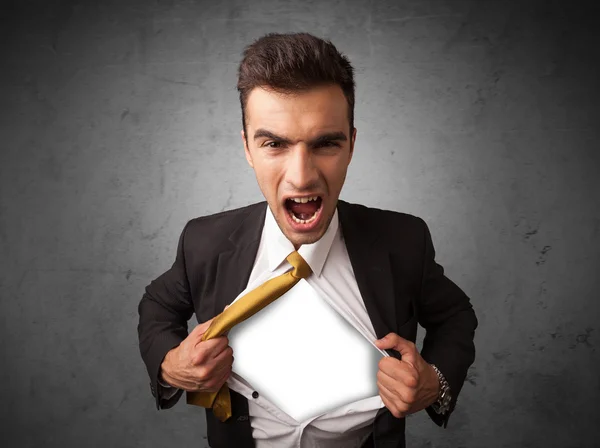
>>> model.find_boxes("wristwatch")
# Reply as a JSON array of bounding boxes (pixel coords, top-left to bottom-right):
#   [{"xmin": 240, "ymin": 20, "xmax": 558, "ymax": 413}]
[{"xmin": 430, "ymin": 364, "xmax": 451, "ymax": 414}]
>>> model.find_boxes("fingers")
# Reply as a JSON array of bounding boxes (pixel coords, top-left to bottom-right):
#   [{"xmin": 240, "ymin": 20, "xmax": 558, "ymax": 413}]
[
  {"xmin": 199, "ymin": 363, "xmax": 233, "ymax": 393},
  {"xmin": 378, "ymin": 356, "xmax": 417, "ymax": 379},
  {"xmin": 212, "ymin": 343, "xmax": 234, "ymax": 366},
  {"xmin": 377, "ymin": 370, "xmax": 416, "ymax": 403},
  {"xmin": 191, "ymin": 345, "xmax": 234, "ymax": 392},
  {"xmin": 215, "ymin": 363, "xmax": 233, "ymax": 387},
  {"xmin": 375, "ymin": 333, "xmax": 417, "ymax": 366},
  {"xmin": 210, "ymin": 352, "xmax": 234, "ymax": 386},
  {"xmin": 379, "ymin": 384, "xmax": 409, "ymax": 419},
  {"xmin": 189, "ymin": 318, "xmax": 215, "ymax": 341},
  {"xmin": 190, "ymin": 336, "xmax": 230, "ymax": 365},
  {"xmin": 378, "ymin": 375, "xmax": 416, "ymax": 419}
]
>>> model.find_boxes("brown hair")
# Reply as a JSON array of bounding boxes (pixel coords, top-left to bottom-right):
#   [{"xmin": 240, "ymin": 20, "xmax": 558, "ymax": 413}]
[{"xmin": 237, "ymin": 32, "xmax": 356, "ymax": 137}]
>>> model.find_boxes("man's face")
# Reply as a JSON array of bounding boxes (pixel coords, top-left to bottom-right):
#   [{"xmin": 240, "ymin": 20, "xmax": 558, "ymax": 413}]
[{"xmin": 242, "ymin": 84, "xmax": 356, "ymax": 249}]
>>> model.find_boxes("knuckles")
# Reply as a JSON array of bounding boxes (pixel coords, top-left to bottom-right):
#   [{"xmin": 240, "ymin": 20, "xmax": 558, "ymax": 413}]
[
  {"xmin": 191, "ymin": 352, "xmax": 207, "ymax": 366},
  {"xmin": 196, "ymin": 366, "xmax": 210, "ymax": 381},
  {"xmin": 405, "ymin": 375, "xmax": 418, "ymax": 389},
  {"xmin": 378, "ymin": 357, "xmax": 395, "ymax": 370},
  {"xmin": 403, "ymin": 389, "xmax": 417, "ymax": 404},
  {"xmin": 389, "ymin": 406, "xmax": 405, "ymax": 419}
]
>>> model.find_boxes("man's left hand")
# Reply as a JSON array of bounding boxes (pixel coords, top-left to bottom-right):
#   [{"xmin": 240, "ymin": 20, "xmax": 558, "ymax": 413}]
[{"xmin": 374, "ymin": 333, "xmax": 440, "ymax": 419}]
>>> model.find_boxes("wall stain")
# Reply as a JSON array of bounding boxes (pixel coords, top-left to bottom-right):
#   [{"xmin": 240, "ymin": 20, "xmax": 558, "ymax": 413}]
[
  {"xmin": 535, "ymin": 245, "xmax": 552, "ymax": 266},
  {"xmin": 492, "ymin": 350, "xmax": 511, "ymax": 360},
  {"xmin": 465, "ymin": 365, "xmax": 477, "ymax": 386},
  {"xmin": 152, "ymin": 75, "xmax": 202, "ymax": 88},
  {"xmin": 49, "ymin": 0, "xmax": 75, "ymax": 53},
  {"xmin": 536, "ymin": 281, "xmax": 548, "ymax": 309},
  {"xmin": 159, "ymin": 163, "xmax": 165, "ymax": 196},
  {"xmin": 523, "ymin": 371, "xmax": 571, "ymax": 428},
  {"xmin": 141, "ymin": 212, "xmax": 172, "ymax": 241},
  {"xmin": 524, "ymin": 228, "xmax": 538, "ymax": 239},
  {"xmin": 549, "ymin": 329, "xmax": 562, "ymax": 340},
  {"xmin": 571, "ymin": 327, "xmax": 594, "ymax": 349},
  {"xmin": 220, "ymin": 189, "xmax": 233, "ymax": 212}
]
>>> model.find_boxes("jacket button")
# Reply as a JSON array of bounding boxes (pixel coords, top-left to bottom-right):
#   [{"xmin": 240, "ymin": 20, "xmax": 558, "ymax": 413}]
[{"xmin": 252, "ymin": 391, "xmax": 259, "ymax": 399}]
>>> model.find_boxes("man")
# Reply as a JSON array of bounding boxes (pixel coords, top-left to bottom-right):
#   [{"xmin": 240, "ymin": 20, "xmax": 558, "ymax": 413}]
[{"xmin": 138, "ymin": 32, "xmax": 478, "ymax": 447}]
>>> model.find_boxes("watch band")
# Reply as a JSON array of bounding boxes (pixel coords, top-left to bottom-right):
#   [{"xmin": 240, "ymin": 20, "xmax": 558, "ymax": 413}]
[{"xmin": 430, "ymin": 363, "xmax": 451, "ymax": 414}]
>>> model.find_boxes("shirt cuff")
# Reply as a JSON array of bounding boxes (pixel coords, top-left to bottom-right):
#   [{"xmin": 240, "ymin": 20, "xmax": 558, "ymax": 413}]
[
  {"xmin": 157, "ymin": 376, "xmax": 181, "ymax": 401},
  {"xmin": 158, "ymin": 377, "xmax": 173, "ymax": 388}
]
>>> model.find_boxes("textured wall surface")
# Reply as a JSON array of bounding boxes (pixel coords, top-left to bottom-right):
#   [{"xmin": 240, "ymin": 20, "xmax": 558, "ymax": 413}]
[{"xmin": 1, "ymin": 0, "xmax": 599, "ymax": 447}]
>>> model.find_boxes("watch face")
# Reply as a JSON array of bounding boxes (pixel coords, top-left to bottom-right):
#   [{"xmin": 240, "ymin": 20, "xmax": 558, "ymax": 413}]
[{"xmin": 442, "ymin": 393, "xmax": 451, "ymax": 406}]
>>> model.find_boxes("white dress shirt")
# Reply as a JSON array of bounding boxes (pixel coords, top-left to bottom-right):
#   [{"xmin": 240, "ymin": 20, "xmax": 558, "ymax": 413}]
[{"xmin": 225, "ymin": 206, "xmax": 388, "ymax": 448}]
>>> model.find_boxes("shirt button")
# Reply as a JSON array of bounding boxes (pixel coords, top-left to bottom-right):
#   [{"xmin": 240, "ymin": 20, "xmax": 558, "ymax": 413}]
[{"xmin": 252, "ymin": 391, "xmax": 259, "ymax": 399}]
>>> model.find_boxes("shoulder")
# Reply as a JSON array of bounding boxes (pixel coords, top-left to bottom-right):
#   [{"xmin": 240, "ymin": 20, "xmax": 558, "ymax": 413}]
[
  {"xmin": 180, "ymin": 201, "xmax": 266, "ymax": 251},
  {"xmin": 338, "ymin": 200, "xmax": 433, "ymax": 269},
  {"xmin": 338, "ymin": 199, "xmax": 427, "ymax": 239}
]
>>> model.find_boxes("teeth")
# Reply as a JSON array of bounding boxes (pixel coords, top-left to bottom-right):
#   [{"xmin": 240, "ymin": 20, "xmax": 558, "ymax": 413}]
[
  {"xmin": 290, "ymin": 196, "xmax": 319, "ymax": 203},
  {"xmin": 290, "ymin": 210, "xmax": 319, "ymax": 224}
]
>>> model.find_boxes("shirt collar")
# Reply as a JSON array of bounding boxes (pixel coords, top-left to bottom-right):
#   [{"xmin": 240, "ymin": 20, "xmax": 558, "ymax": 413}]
[{"xmin": 264, "ymin": 205, "xmax": 339, "ymax": 277}]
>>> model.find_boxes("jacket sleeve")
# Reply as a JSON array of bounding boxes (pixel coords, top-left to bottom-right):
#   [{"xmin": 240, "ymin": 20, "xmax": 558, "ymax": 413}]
[
  {"xmin": 137, "ymin": 220, "xmax": 195, "ymax": 410},
  {"xmin": 416, "ymin": 218, "xmax": 478, "ymax": 428}
]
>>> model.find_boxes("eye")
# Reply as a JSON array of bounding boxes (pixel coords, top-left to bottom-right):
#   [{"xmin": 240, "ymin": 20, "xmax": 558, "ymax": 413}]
[{"xmin": 318, "ymin": 141, "xmax": 340, "ymax": 148}]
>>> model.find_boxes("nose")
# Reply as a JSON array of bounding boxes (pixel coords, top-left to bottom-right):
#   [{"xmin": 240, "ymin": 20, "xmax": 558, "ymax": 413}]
[{"xmin": 286, "ymin": 145, "xmax": 320, "ymax": 191}]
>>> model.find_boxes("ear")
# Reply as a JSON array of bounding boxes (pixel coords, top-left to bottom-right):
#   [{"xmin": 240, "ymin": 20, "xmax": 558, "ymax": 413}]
[{"xmin": 241, "ymin": 129, "xmax": 254, "ymax": 168}]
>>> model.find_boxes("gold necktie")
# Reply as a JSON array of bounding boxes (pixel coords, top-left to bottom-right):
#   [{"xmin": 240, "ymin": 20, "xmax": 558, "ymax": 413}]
[{"xmin": 186, "ymin": 251, "xmax": 312, "ymax": 421}]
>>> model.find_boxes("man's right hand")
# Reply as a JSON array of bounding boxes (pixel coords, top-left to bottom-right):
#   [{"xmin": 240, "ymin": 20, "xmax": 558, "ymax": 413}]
[{"xmin": 159, "ymin": 311, "xmax": 234, "ymax": 393}]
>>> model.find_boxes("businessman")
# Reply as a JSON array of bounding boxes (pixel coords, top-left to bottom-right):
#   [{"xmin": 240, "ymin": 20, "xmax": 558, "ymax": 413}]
[{"xmin": 138, "ymin": 32, "xmax": 478, "ymax": 448}]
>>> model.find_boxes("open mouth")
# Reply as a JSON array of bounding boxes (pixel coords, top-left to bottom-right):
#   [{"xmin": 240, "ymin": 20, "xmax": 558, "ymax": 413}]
[{"xmin": 284, "ymin": 196, "xmax": 323, "ymax": 225}]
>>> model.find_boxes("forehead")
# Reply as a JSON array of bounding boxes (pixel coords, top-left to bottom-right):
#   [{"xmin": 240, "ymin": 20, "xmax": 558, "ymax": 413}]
[{"xmin": 245, "ymin": 85, "xmax": 349, "ymax": 134}]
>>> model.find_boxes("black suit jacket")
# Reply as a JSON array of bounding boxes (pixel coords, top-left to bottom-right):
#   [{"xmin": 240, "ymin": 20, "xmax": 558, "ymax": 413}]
[{"xmin": 138, "ymin": 200, "xmax": 478, "ymax": 448}]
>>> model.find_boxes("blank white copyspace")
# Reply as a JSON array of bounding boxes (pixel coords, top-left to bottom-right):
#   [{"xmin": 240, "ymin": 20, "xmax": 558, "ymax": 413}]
[{"xmin": 227, "ymin": 279, "xmax": 384, "ymax": 422}]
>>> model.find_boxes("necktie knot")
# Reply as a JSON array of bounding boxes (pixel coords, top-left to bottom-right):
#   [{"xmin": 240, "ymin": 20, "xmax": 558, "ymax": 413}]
[{"xmin": 286, "ymin": 251, "xmax": 312, "ymax": 279}]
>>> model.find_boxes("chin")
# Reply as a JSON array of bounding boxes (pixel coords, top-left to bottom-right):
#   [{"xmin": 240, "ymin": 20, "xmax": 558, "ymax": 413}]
[{"xmin": 287, "ymin": 229, "xmax": 326, "ymax": 248}]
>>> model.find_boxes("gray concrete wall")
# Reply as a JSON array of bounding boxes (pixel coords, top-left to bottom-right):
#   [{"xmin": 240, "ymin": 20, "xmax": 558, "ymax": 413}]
[{"xmin": 1, "ymin": 0, "xmax": 598, "ymax": 447}]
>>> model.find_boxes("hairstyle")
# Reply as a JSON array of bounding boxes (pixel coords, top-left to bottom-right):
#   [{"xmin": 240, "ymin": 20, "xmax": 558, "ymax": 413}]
[{"xmin": 236, "ymin": 32, "xmax": 356, "ymax": 138}]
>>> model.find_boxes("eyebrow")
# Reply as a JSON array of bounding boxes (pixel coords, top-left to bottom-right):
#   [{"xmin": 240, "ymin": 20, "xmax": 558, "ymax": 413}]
[{"xmin": 253, "ymin": 128, "xmax": 347, "ymax": 146}]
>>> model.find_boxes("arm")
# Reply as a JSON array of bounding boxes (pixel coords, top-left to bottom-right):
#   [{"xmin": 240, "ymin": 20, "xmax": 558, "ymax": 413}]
[
  {"xmin": 137, "ymin": 220, "xmax": 194, "ymax": 410},
  {"xmin": 417, "ymin": 218, "xmax": 478, "ymax": 428}
]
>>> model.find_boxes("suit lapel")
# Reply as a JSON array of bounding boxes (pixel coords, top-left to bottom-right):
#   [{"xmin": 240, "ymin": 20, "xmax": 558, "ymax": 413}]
[
  {"xmin": 213, "ymin": 202, "xmax": 268, "ymax": 316},
  {"xmin": 337, "ymin": 200, "xmax": 398, "ymax": 342}
]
